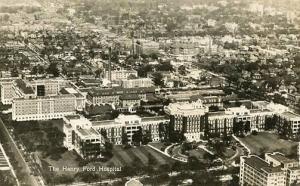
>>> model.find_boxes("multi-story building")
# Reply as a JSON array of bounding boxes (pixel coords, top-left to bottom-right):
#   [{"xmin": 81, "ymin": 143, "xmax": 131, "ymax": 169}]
[
  {"xmin": 0, "ymin": 81, "xmax": 16, "ymax": 105},
  {"xmin": 277, "ymin": 111, "xmax": 300, "ymax": 138},
  {"xmin": 30, "ymin": 79, "xmax": 61, "ymax": 96},
  {"xmin": 134, "ymin": 39, "xmax": 160, "ymax": 55},
  {"xmin": 104, "ymin": 69, "xmax": 137, "ymax": 81},
  {"xmin": 120, "ymin": 78, "xmax": 153, "ymax": 88},
  {"xmin": 62, "ymin": 114, "xmax": 169, "ymax": 159},
  {"xmin": 207, "ymin": 112, "xmax": 235, "ymax": 137},
  {"xmin": 164, "ymin": 100, "xmax": 209, "ymax": 141},
  {"xmin": 12, "ymin": 94, "xmax": 83, "ymax": 121},
  {"xmin": 240, "ymin": 152, "xmax": 300, "ymax": 186},
  {"xmin": 63, "ymin": 115, "xmax": 104, "ymax": 159},
  {"xmin": 165, "ymin": 101, "xmax": 273, "ymax": 141},
  {"xmin": 226, "ymin": 105, "xmax": 273, "ymax": 132},
  {"xmin": 0, "ymin": 78, "xmax": 67, "ymax": 104},
  {"xmin": 87, "ymin": 87, "xmax": 155, "ymax": 106}
]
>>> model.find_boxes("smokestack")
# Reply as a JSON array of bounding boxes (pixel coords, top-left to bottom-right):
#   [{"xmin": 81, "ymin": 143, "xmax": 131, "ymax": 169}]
[
  {"xmin": 298, "ymin": 142, "xmax": 300, "ymax": 165},
  {"xmin": 108, "ymin": 47, "xmax": 112, "ymax": 83}
]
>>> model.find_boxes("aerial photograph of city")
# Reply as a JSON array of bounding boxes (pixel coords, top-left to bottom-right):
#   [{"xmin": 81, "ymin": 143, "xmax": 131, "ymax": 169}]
[{"xmin": 0, "ymin": 0, "xmax": 300, "ymax": 185}]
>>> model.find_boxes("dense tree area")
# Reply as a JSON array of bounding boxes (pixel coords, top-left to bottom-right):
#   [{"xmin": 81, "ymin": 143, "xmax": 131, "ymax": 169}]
[
  {"xmin": 46, "ymin": 62, "xmax": 60, "ymax": 77},
  {"xmin": 152, "ymin": 72, "xmax": 164, "ymax": 87}
]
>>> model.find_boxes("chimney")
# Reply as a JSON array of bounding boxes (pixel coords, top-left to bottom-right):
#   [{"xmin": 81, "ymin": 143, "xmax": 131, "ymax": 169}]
[{"xmin": 298, "ymin": 142, "xmax": 300, "ymax": 165}]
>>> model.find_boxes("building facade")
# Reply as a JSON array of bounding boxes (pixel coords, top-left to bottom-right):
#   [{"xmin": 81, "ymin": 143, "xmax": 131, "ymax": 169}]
[
  {"xmin": 12, "ymin": 94, "xmax": 81, "ymax": 121},
  {"xmin": 120, "ymin": 78, "xmax": 153, "ymax": 88},
  {"xmin": 240, "ymin": 152, "xmax": 300, "ymax": 186},
  {"xmin": 104, "ymin": 69, "xmax": 138, "ymax": 81}
]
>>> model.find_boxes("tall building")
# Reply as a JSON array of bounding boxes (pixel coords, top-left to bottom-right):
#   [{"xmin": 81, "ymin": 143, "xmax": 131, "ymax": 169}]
[
  {"xmin": 240, "ymin": 152, "xmax": 300, "ymax": 186},
  {"xmin": 277, "ymin": 111, "xmax": 300, "ymax": 138},
  {"xmin": 63, "ymin": 115, "xmax": 104, "ymax": 159},
  {"xmin": 164, "ymin": 99, "xmax": 209, "ymax": 141},
  {"xmin": 12, "ymin": 94, "xmax": 80, "ymax": 121},
  {"xmin": 0, "ymin": 81, "xmax": 16, "ymax": 105}
]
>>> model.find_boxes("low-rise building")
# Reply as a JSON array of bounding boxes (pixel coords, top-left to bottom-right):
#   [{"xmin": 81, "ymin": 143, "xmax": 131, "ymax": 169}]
[
  {"xmin": 120, "ymin": 78, "xmax": 153, "ymax": 88},
  {"xmin": 104, "ymin": 69, "xmax": 137, "ymax": 81},
  {"xmin": 87, "ymin": 87, "xmax": 155, "ymax": 106}
]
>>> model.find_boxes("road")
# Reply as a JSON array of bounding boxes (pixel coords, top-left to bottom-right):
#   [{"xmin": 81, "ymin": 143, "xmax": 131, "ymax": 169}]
[{"xmin": 0, "ymin": 118, "xmax": 40, "ymax": 186}]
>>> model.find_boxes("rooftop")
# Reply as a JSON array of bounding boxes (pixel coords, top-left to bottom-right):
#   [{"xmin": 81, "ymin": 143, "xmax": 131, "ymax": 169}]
[
  {"xmin": 281, "ymin": 111, "xmax": 300, "ymax": 119},
  {"xmin": 244, "ymin": 156, "xmax": 282, "ymax": 173},
  {"xmin": 15, "ymin": 79, "xmax": 34, "ymax": 94},
  {"xmin": 268, "ymin": 153, "xmax": 297, "ymax": 164},
  {"xmin": 88, "ymin": 87, "xmax": 155, "ymax": 97},
  {"xmin": 141, "ymin": 116, "xmax": 169, "ymax": 122},
  {"xmin": 77, "ymin": 127, "xmax": 99, "ymax": 137},
  {"xmin": 65, "ymin": 115, "xmax": 81, "ymax": 121},
  {"xmin": 92, "ymin": 120, "xmax": 121, "ymax": 127}
]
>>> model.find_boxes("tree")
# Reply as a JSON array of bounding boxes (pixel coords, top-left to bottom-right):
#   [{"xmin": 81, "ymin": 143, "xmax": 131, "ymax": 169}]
[
  {"xmin": 244, "ymin": 121, "xmax": 251, "ymax": 133},
  {"xmin": 152, "ymin": 72, "xmax": 164, "ymax": 87},
  {"xmin": 142, "ymin": 130, "xmax": 152, "ymax": 145},
  {"xmin": 132, "ymin": 127, "xmax": 143, "ymax": 146},
  {"xmin": 104, "ymin": 141, "xmax": 113, "ymax": 158},
  {"xmin": 38, "ymin": 65, "xmax": 45, "ymax": 74},
  {"xmin": 11, "ymin": 67, "xmax": 18, "ymax": 77},
  {"xmin": 213, "ymin": 141, "xmax": 226, "ymax": 156},
  {"xmin": 47, "ymin": 62, "xmax": 60, "ymax": 77},
  {"xmin": 178, "ymin": 65, "xmax": 186, "ymax": 76},
  {"xmin": 157, "ymin": 61, "xmax": 174, "ymax": 72},
  {"xmin": 31, "ymin": 66, "xmax": 38, "ymax": 75},
  {"xmin": 137, "ymin": 65, "xmax": 153, "ymax": 77},
  {"xmin": 121, "ymin": 129, "xmax": 129, "ymax": 145},
  {"xmin": 95, "ymin": 69, "xmax": 102, "ymax": 78}
]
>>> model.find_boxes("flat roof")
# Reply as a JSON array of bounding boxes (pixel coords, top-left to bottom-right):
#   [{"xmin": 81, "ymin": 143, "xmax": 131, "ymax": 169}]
[
  {"xmin": 268, "ymin": 153, "xmax": 296, "ymax": 164},
  {"xmin": 88, "ymin": 87, "xmax": 155, "ymax": 97},
  {"xmin": 244, "ymin": 156, "xmax": 282, "ymax": 173},
  {"xmin": 281, "ymin": 111, "xmax": 300, "ymax": 119},
  {"xmin": 77, "ymin": 128, "xmax": 99, "ymax": 137},
  {"xmin": 92, "ymin": 120, "xmax": 122, "ymax": 127},
  {"xmin": 141, "ymin": 116, "xmax": 169, "ymax": 122}
]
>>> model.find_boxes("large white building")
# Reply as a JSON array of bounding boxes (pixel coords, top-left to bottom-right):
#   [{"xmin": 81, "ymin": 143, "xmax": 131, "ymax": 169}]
[
  {"xmin": 63, "ymin": 115, "xmax": 169, "ymax": 157},
  {"xmin": 63, "ymin": 115, "xmax": 104, "ymax": 159},
  {"xmin": 4, "ymin": 78, "xmax": 85, "ymax": 121},
  {"xmin": 164, "ymin": 99, "xmax": 209, "ymax": 141},
  {"xmin": 240, "ymin": 152, "xmax": 300, "ymax": 186},
  {"xmin": 165, "ymin": 100, "xmax": 274, "ymax": 141},
  {"xmin": 12, "ymin": 94, "xmax": 84, "ymax": 121}
]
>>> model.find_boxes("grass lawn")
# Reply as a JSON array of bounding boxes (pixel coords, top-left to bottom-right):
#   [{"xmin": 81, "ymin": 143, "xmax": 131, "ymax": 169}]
[
  {"xmin": 224, "ymin": 148, "xmax": 235, "ymax": 158},
  {"xmin": 42, "ymin": 145, "xmax": 174, "ymax": 178},
  {"xmin": 44, "ymin": 151, "xmax": 80, "ymax": 177},
  {"xmin": 188, "ymin": 148, "xmax": 207, "ymax": 159},
  {"xmin": 238, "ymin": 132, "xmax": 297, "ymax": 155},
  {"xmin": 149, "ymin": 142, "xmax": 168, "ymax": 151}
]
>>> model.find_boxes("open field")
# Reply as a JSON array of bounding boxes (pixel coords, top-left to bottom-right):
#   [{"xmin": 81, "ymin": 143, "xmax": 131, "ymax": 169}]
[{"xmin": 238, "ymin": 132, "xmax": 297, "ymax": 155}]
